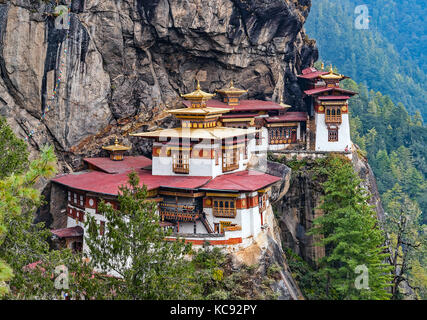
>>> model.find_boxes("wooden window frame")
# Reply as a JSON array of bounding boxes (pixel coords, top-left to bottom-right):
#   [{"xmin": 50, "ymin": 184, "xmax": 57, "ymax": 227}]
[
  {"xmin": 222, "ymin": 147, "xmax": 239, "ymax": 172},
  {"xmin": 325, "ymin": 106, "xmax": 342, "ymax": 123},
  {"xmin": 328, "ymin": 128, "xmax": 339, "ymax": 142},
  {"xmin": 213, "ymin": 198, "xmax": 236, "ymax": 218},
  {"xmin": 172, "ymin": 150, "xmax": 190, "ymax": 174}
]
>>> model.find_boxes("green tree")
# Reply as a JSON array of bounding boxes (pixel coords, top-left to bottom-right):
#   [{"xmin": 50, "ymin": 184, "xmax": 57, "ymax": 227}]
[
  {"xmin": 308, "ymin": 156, "xmax": 392, "ymax": 299},
  {"xmin": 0, "ymin": 116, "xmax": 29, "ymax": 179},
  {"xmin": 84, "ymin": 171, "xmax": 197, "ymax": 299},
  {"xmin": 382, "ymin": 184, "xmax": 426, "ymax": 299},
  {"xmin": 0, "ymin": 145, "xmax": 58, "ymax": 297}
]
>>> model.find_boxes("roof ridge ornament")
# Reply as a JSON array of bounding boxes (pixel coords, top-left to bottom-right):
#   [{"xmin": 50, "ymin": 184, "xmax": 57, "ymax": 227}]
[
  {"xmin": 102, "ymin": 138, "xmax": 131, "ymax": 161},
  {"xmin": 180, "ymin": 79, "xmax": 216, "ymax": 108}
]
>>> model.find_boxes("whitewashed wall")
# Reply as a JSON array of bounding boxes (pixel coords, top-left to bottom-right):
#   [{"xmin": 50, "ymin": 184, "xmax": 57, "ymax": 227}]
[{"xmin": 315, "ymin": 113, "xmax": 352, "ymax": 152}]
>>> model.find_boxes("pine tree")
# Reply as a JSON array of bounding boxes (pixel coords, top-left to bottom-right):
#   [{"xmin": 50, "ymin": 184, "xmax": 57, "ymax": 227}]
[
  {"xmin": 308, "ymin": 155, "xmax": 392, "ymax": 299},
  {"xmin": 0, "ymin": 116, "xmax": 29, "ymax": 179},
  {"xmin": 84, "ymin": 171, "xmax": 198, "ymax": 299},
  {"xmin": 382, "ymin": 184, "xmax": 425, "ymax": 299},
  {"xmin": 0, "ymin": 145, "xmax": 58, "ymax": 298}
]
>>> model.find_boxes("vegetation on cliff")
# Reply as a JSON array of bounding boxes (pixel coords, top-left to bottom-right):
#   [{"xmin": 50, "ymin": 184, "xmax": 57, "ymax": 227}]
[
  {"xmin": 274, "ymin": 155, "xmax": 393, "ymax": 299},
  {"xmin": 0, "ymin": 116, "xmax": 60, "ymax": 297},
  {"xmin": 336, "ymin": 75, "xmax": 427, "ymax": 225},
  {"xmin": 274, "ymin": 155, "xmax": 426, "ymax": 300}
]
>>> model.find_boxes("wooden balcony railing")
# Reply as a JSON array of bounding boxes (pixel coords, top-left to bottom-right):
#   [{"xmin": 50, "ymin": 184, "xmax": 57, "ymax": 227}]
[
  {"xmin": 173, "ymin": 164, "xmax": 189, "ymax": 174},
  {"xmin": 325, "ymin": 115, "xmax": 342, "ymax": 123},
  {"xmin": 222, "ymin": 163, "xmax": 239, "ymax": 173},
  {"xmin": 159, "ymin": 203, "xmax": 200, "ymax": 221},
  {"xmin": 213, "ymin": 208, "xmax": 236, "ymax": 218},
  {"xmin": 160, "ymin": 210, "xmax": 200, "ymax": 222}
]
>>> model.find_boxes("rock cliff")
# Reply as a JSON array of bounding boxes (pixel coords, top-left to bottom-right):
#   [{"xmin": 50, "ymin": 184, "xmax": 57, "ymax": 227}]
[
  {"xmin": 1, "ymin": 0, "xmax": 320, "ymax": 299},
  {"xmin": 270, "ymin": 150, "xmax": 386, "ymax": 266},
  {"xmin": 0, "ymin": 0, "xmax": 317, "ymax": 171}
]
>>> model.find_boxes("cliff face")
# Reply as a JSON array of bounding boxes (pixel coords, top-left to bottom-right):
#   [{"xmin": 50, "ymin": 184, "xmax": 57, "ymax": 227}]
[
  {"xmin": 271, "ymin": 150, "xmax": 386, "ymax": 266},
  {"xmin": 0, "ymin": 0, "xmax": 317, "ymax": 170}
]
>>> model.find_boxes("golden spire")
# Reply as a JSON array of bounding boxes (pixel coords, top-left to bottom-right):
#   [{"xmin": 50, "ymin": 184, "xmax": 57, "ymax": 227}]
[
  {"xmin": 321, "ymin": 62, "xmax": 324, "ymax": 70},
  {"xmin": 102, "ymin": 138, "xmax": 131, "ymax": 152},
  {"xmin": 180, "ymin": 79, "xmax": 215, "ymax": 108},
  {"xmin": 320, "ymin": 65, "xmax": 344, "ymax": 80},
  {"xmin": 216, "ymin": 80, "xmax": 247, "ymax": 106},
  {"xmin": 102, "ymin": 138, "xmax": 131, "ymax": 161},
  {"xmin": 279, "ymin": 96, "xmax": 291, "ymax": 109}
]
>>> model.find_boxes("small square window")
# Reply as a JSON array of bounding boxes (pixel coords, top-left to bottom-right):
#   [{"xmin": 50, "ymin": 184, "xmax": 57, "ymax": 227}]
[{"xmin": 328, "ymin": 128, "xmax": 338, "ymax": 142}]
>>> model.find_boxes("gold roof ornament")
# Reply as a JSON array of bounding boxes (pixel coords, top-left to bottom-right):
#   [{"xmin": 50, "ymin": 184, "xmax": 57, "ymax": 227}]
[
  {"xmin": 102, "ymin": 138, "xmax": 131, "ymax": 152},
  {"xmin": 216, "ymin": 80, "xmax": 248, "ymax": 106},
  {"xmin": 279, "ymin": 96, "xmax": 291, "ymax": 109},
  {"xmin": 216, "ymin": 80, "xmax": 248, "ymax": 96},
  {"xmin": 321, "ymin": 62, "xmax": 324, "ymax": 70},
  {"xmin": 180, "ymin": 80, "xmax": 216, "ymax": 108},
  {"xmin": 320, "ymin": 65, "xmax": 344, "ymax": 80}
]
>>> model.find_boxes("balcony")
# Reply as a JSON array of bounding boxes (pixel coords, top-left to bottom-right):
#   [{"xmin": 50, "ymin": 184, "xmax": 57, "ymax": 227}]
[
  {"xmin": 222, "ymin": 163, "xmax": 239, "ymax": 173},
  {"xmin": 173, "ymin": 164, "xmax": 189, "ymax": 174},
  {"xmin": 159, "ymin": 203, "xmax": 199, "ymax": 221},
  {"xmin": 213, "ymin": 208, "xmax": 237, "ymax": 218},
  {"xmin": 325, "ymin": 115, "xmax": 342, "ymax": 124}
]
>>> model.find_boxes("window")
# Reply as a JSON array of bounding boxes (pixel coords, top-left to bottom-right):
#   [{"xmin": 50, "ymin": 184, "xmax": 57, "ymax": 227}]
[
  {"xmin": 325, "ymin": 106, "xmax": 342, "ymax": 123},
  {"xmin": 222, "ymin": 148, "xmax": 239, "ymax": 172},
  {"xmin": 213, "ymin": 199, "xmax": 236, "ymax": 217},
  {"xmin": 68, "ymin": 191, "xmax": 71, "ymax": 202},
  {"xmin": 269, "ymin": 127, "xmax": 297, "ymax": 144},
  {"xmin": 172, "ymin": 150, "xmax": 189, "ymax": 174},
  {"xmin": 328, "ymin": 128, "xmax": 338, "ymax": 142},
  {"xmin": 259, "ymin": 193, "xmax": 268, "ymax": 211},
  {"xmin": 77, "ymin": 210, "xmax": 85, "ymax": 222}
]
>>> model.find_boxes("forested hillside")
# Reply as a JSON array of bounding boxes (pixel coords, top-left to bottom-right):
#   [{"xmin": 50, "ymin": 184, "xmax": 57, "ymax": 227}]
[
  {"xmin": 305, "ymin": 0, "xmax": 427, "ymax": 120},
  {"xmin": 336, "ymin": 70, "xmax": 427, "ymax": 224}
]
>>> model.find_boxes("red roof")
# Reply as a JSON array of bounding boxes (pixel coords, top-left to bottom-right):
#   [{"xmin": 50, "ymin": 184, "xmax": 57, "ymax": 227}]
[
  {"xmin": 183, "ymin": 99, "xmax": 285, "ymax": 111},
  {"xmin": 52, "ymin": 169, "xmax": 211, "ymax": 195},
  {"xmin": 301, "ymin": 67, "xmax": 317, "ymax": 75},
  {"xmin": 84, "ymin": 156, "xmax": 152, "ymax": 174},
  {"xmin": 201, "ymin": 170, "xmax": 281, "ymax": 192},
  {"xmin": 220, "ymin": 113, "xmax": 259, "ymax": 119},
  {"xmin": 304, "ymin": 87, "xmax": 357, "ymax": 96},
  {"xmin": 318, "ymin": 95, "xmax": 350, "ymax": 100},
  {"xmin": 51, "ymin": 226, "xmax": 84, "ymax": 238},
  {"xmin": 265, "ymin": 112, "xmax": 308, "ymax": 122},
  {"xmin": 298, "ymin": 71, "xmax": 329, "ymax": 80}
]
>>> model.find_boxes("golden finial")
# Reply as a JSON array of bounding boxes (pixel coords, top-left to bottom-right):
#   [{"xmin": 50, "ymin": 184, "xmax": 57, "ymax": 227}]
[
  {"xmin": 329, "ymin": 65, "xmax": 333, "ymax": 73},
  {"xmin": 279, "ymin": 95, "xmax": 291, "ymax": 109},
  {"xmin": 321, "ymin": 62, "xmax": 324, "ymax": 70},
  {"xmin": 196, "ymin": 79, "xmax": 201, "ymax": 90},
  {"xmin": 114, "ymin": 138, "xmax": 119, "ymax": 145},
  {"xmin": 230, "ymin": 80, "xmax": 234, "ymax": 88}
]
